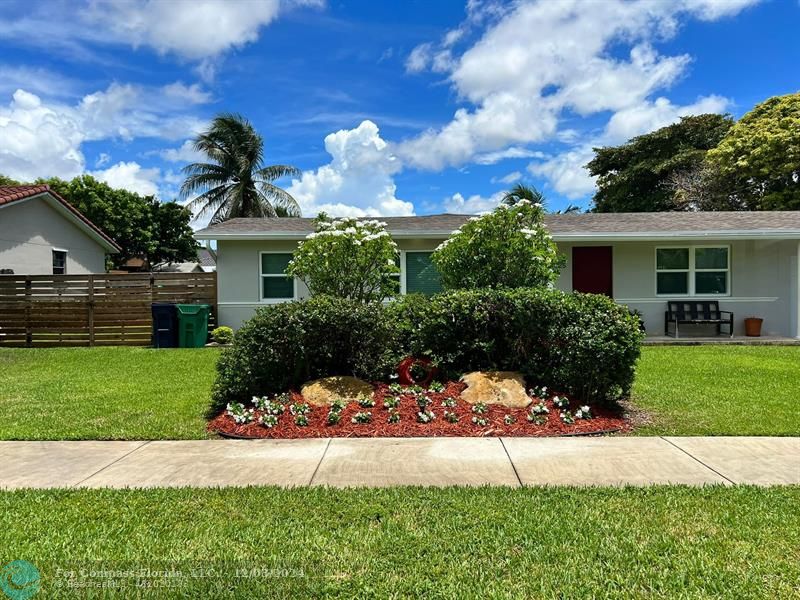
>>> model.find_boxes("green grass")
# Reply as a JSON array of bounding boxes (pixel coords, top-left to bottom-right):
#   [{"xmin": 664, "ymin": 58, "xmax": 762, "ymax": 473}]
[
  {"xmin": 0, "ymin": 486, "xmax": 797, "ymax": 598},
  {"xmin": 632, "ymin": 346, "xmax": 800, "ymax": 436},
  {"xmin": 1, "ymin": 345, "xmax": 799, "ymax": 439},
  {"xmin": 0, "ymin": 347, "xmax": 220, "ymax": 440}
]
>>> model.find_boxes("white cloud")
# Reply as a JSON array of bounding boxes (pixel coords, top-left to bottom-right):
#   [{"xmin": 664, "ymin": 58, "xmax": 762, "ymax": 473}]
[
  {"xmin": 90, "ymin": 161, "xmax": 161, "ymax": 196},
  {"xmin": 474, "ymin": 147, "xmax": 544, "ymax": 165},
  {"xmin": 158, "ymin": 140, "xmax": 204, "ymax": 163},
  {"xmin": 398, "ymin": 0, "xmax": 759, "ymax": 171},
  {"xmin": 493, "ymin": 171, "xmax": 522, "ymax": 185},
  {"xmin": 287, "ymin": 120, "xmax": 414, "ymax": 217},
  {"xmin": 529, "ymin": 94, "xmax": 731, "ymax": 198},
  {"xmin": 0, "ymin": 83, "xmax": 206, "ymax": 182},
  {"xmin": 443, "ymin": 191, "xmax": 503, "ymax": 214},
  {"xmin": 162, "ymin": 82, "xmax": 213, "ymax": 105},
  {"xmin": 79, "ymin": 0, "xmax": 321, "ymax": 60}
]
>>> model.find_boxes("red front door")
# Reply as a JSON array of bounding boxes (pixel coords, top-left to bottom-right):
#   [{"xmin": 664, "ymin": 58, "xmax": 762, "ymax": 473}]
[{"xmin": 572, "ymin": 246, "xmax": 613, "ymax": 296}]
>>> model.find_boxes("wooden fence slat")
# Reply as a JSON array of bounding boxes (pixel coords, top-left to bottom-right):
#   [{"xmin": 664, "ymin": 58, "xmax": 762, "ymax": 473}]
[{"xmin": 0, "ymin": 272, "xmax": 216, "ymax": 348}]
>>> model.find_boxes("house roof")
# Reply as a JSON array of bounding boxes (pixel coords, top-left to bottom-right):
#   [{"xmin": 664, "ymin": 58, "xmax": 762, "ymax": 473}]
[
  {"xmin": 0, "ymin": 185, "xmax": 121, "ymax": 252},
  {"xmin": 194, "ymin": 211, "xmax": 800, "ymax": 241},
  {"xmin": 198, "ymin": 247, "xmax": 216, "ymax": 267}
]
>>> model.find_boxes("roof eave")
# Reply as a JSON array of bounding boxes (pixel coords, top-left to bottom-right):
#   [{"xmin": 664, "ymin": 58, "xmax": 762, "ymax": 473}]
[
  {"xmin": 194, "ymin": 230, "xmax": 453, "ymax": 241},
  {"xmin": 551, "ymin": 230, "xmax": 800, "ymax": 242}
]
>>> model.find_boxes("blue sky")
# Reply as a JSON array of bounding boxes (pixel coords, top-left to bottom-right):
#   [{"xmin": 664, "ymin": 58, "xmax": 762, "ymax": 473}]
[{"xmin": 0, "ymin": 0, "xmax": 797, "ymax": 221}]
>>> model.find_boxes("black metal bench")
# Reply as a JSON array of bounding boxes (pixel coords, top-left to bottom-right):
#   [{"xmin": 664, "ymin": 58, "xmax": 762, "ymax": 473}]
[{"xmin": 665, "ymin": 301, "xmax": 733, "ymax": 338}]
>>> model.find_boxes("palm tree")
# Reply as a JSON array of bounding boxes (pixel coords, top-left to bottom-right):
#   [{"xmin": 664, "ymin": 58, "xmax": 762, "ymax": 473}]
[
  {"xmin": 555, "ymin": 204, "xmax": 582, "ymax": 214},
  {"xmin": 500, "ymin": 183, "xmax": 546, "ymax": 206},
  {"xmin": 181, "ymin": 113, "xmax": 301, "ymax": 223}
]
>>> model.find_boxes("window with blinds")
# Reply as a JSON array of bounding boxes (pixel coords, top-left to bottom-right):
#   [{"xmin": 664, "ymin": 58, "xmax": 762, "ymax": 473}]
[{"xmin": 405, "ymin": 252, "xmax": 442, "ymax": 295}]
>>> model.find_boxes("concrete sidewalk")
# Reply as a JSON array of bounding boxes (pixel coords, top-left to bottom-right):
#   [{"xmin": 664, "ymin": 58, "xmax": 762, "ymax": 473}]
[{"xmin": 0, "ymin": 437, "xmax": 797, "ymax": 489}]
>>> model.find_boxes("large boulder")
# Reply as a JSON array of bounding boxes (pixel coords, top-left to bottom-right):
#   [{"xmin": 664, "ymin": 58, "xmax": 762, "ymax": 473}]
[
  {"xmin": 459, "ymin": 371, "xmax": 531, "ymax": 408},
  {"xmin": 301, "ymin": 376, "xmax": 374, "ymax": 407}
]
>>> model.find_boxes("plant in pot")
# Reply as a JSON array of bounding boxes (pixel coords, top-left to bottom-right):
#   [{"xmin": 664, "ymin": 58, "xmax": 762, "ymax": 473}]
[{"xmin": 744, "ymin": 316, "xmax": 763, "ymax": 337}]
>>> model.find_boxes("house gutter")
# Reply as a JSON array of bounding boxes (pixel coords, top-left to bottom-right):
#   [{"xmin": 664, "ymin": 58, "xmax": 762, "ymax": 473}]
[{"xmin": 196, "ymin": 229, "xmax": 800, "ymax": 242}]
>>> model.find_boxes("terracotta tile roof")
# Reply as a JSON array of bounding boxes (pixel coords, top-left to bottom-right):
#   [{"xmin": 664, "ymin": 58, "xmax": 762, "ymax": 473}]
[
  {"xmin": 194, "ymin": 211, "xmax": 800, "ymax": 239},
  {"xmin": 0, "ymin": 185, "xmax": 121, "ymax": 251}
]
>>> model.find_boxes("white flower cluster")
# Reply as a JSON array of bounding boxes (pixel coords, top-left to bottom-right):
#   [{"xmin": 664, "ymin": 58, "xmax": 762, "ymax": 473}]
[
  {"xmin": 574, "ymin": 405, "xmax": 592, "ymax": 420},
  {"xmin": 226, "ymin": 402, "xmax": 254, "ymax": 425}
]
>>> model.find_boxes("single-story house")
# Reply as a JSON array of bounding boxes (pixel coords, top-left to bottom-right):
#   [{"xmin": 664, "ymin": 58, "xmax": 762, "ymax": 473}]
[
  {"xmin": 0, "ymin": 185, "xmax": 120, "ymax": 274},
  {"xmin": 153, "ymin": 247, "xmax": 217, "ymax": 274},
  {"xmin": 194, "ymin": 212, "xmax": 800, "ymax": 338}
]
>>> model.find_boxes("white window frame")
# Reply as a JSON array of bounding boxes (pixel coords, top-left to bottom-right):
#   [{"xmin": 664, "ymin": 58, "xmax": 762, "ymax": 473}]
[
  {"xmin": 258, "ymin": 251, "xmax": 297, "ymax": 303},
  {"xmin": 655, "ymin": 245, "xmax": 730, "ymax": 297},
  {"xmin": 52, "ymin": 248, "xmax": 68, "ymax": 275}
]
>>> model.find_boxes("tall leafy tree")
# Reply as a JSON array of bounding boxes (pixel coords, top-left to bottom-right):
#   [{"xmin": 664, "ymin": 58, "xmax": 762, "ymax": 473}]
[
  {"xmin": 705, "ymin": 92, "xmax": 800, "ymax": 210},
  {"xmin": 38, "ymin": 175, "xmax": 197, "ymax": 268},
  {"xmin": 181, "ymin": 113, "xmax": 301, "ymax": 223},
  {"xmin": 586, "ymin": 114, "xmax": 734, "ymax": 212}
]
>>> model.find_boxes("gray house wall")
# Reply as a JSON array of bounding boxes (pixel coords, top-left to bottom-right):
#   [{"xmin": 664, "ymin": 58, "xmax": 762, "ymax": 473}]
[
  {"xmin": 557, "ymin": 240, "xmax": 798, "ymax": 337},
  {"xmin": 217, "ymin": 237, "xmax": 799, "ymax": 337},
  {"xmin": 0, "ymin": 198, "xmax": 108, "ymax": 274}
]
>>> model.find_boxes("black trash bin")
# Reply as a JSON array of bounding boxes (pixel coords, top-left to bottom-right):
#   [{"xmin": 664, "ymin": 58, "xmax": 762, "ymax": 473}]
[{"xmin": 151, "ymin": 303, "xmax": 178, "ymax": 348}]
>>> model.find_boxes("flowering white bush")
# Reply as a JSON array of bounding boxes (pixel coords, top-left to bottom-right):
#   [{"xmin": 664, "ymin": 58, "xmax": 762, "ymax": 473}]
[
  {"xmin": 352, "ymin": 411, "xmax": 373, "ymax": 424},
  {"xmin": 431, "ymin": 200, "xmax": 563, "ymax": 289},
  {"xmin": 226, "ymin": 402, "xmax": 254, "ymax": 424},
  {"xmin": 259, "ymin": 413, "xmax": 279, "ymax": 428},
  {"xmin": 575, "ymin": 405, "xmax": 592, "ymax": 420},
  {"xmin": 287, "ymin": 214, "xmax": 399, "ymax": 302},
  {"xmin": 552, "ymin": 396, "xmax": 569, "ymax": 409},
  {"xmin": 530, "ymin": 402, "xmax": 549, "ymax": 415},
  {"xmin": 417, "ymin": 409, "xmax": 436, "ymax": 423},
  {"xmin": 560, "ymin": 410, "xmax": 575, "ymax": 424},
  {"xmin": 252, "ymin": 395, "xmax": 285, "ymax": 415}
]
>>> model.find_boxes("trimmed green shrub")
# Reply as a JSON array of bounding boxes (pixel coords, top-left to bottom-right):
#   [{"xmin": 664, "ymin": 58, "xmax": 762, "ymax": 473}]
[
  {"xmin": 211, "ymin": 326, "xmax": 234, "ymax": 345},
  {"xmin": 210, "ymin": 296, "xmax": 398, "ymax": 413},
  {"xmin": 396, "ymin": 288, "xmax": 643, "ymax": 405}
]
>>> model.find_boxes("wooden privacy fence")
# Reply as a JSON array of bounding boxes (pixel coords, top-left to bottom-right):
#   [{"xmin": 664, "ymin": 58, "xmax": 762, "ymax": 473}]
[{"xmin": 0, "ymin": 273, "xmax": 217, "ymax": 347}]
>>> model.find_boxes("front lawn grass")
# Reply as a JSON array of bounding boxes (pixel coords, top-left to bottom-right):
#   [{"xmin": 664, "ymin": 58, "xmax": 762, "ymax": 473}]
[
  {"xmin": 0, "ymin": 485, "xmax": 797, "ymax": 598},
  {"xmin": 0, "ymin": 347, "xmax": 220, "ymax": 440},
  {"xmin": 1, "ymin": 345, "xmax": 799, "ymax": 439},
  {"xmin": 632, "ymin": 346, "xmax": 800, "ymax": 436}
]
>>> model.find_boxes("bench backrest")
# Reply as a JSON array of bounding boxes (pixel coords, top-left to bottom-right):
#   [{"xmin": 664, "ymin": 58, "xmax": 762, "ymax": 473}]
[{"xmin": 667, "ymin": 301, "xmax": 721, "ymax": 320}]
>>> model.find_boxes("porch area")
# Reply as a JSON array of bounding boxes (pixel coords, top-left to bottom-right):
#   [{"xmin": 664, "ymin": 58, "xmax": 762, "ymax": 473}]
[{"xmin": 643, "ymin": 335, "xmax": 800, "ymax": 346}]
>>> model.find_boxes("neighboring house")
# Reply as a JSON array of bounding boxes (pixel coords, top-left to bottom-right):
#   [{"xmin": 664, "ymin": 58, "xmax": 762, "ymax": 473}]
[
  {"xmin": 153, "ymin": 248, "xmax": 217, "ymax": 274},
  {"xmin": 0, "ymin": 185, "xmax": 120, "ymax": 274},
  {"xmin": 194, "ymin": 212, "xmax": 800, "ymax": 337}
]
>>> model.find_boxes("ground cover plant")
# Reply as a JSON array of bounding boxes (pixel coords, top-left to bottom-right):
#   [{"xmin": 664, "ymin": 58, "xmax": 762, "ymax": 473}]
[
  {"xmin": 0, "ymin": 486, "xmax": 797, "ymax": 598},
  {"xmin": 208, "ymin": 382, "xmax": 625, "ymax": 438}
]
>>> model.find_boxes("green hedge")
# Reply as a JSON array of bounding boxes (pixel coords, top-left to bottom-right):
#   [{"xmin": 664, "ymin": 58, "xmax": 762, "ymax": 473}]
[
  {"xmin": 392, "ymin": 288, "xmax": 644, "ymax": 405},
  {"xmin": 211, "ymin": 289, "xmax": 643, "ymax": 413},
  {"xmin": 210, "ymin": 296, "xmax": 398, "ymax": 413}
]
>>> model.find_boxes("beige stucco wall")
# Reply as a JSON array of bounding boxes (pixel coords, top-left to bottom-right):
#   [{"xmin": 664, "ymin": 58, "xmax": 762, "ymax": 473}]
[
  {"xmin": 217, "ymin": 237, "xmax": 799, "ymax": 337},
  {"xmin": 0, "ymin": 198, "xmax": 108, "ymax": 274},
  {"xmin": 557, "ymin": 240, "xmax": 799, "ymax": 337}
]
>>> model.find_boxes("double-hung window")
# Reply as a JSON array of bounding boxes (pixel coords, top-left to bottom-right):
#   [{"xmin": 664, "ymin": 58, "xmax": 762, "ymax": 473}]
[
  {"xmin": 404, "ymin": 251, "xmax": 442, "ymax": 296},
  {"xmin": 52, "ymin": 249, "xmax": 67, "ymax": 275},
  {"xmin": 260, "ymin": 253, "xmax": 294, "ymax": 300},
  {"xmin": 656, "ymin": 246, "xmax": 729, "ymax": 296}
]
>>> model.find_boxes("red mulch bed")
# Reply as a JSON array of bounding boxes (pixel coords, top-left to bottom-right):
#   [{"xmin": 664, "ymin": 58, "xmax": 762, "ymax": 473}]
[{"xmin": 208, "ymin": 381, "xmax": 629, "ymax": 439}]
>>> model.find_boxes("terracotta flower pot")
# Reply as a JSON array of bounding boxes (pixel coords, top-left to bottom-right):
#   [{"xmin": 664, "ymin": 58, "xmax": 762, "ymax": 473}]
[{"xmin": 744, "ymin": 317, "xmax": 763, "ymax": 337}]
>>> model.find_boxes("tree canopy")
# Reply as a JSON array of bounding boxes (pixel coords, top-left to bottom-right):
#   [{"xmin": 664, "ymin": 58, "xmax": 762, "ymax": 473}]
[
  {"xmin": 37, "ymin": 175, "xmax": 197, "ymax": 268},
  {"xmin": 587, "ymin": 114, "xmax": 734, "ymax": 212},
  {"xmin": 181, "ymin": 113, "xmax": 301, "ymax": 223},
  {"xmin": 705, "ymin": 92, "xmax": 800, "ymax": 210}
]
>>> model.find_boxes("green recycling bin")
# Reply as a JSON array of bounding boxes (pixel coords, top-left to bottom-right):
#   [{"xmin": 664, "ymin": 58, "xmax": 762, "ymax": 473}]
[{"xmin": 175, "ymin": 304, "xmax": 211, "ymax": 348}]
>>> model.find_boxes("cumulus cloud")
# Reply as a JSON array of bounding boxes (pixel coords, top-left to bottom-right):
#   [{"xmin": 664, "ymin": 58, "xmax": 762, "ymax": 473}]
[
  {"xmin": 90, "ymin": 161, "xmax": 161, "ymax": 196},
  {"xmin": 443, "ymin": 191, "xmax": 503, "ymax": 214},
  {"xmin": 287, "ymin": 120, "xmax": 414, "ymax": 217},
  {"xmin": 158, "ymin": 140, "xmax": 204, "ymax": 163},
  {"xmin": 528, "ymin": 94, "xmax": 731, "ymax": 198},
  {"xmin": 398, "ymin": 0, "xmax": 759, "ymax": 172},
  {"xmin": 493, "ymin": 171, "xmax": 523, "ymax": 185},
  {"xmin": 0, "ymin": 83, "xmax": 207, "ymax": 182}
]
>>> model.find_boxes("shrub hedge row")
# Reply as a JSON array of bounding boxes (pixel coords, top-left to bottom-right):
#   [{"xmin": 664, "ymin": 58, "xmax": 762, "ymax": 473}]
[{"xmin": 211, "ymin": 289, "xmax": 643, "ymax": 413}]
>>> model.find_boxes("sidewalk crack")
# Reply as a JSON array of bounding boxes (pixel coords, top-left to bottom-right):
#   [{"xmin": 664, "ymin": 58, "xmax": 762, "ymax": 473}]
[
  {"xmin": 72, "ymin": 441, "xmax": 152, "ymax": 488},
  {"xmin": 660, "ymin": 437, "xmax": 736, "ymax": 485},
  {"xmin": 499, "ymin": 438, "xmax": 523, "ymax": 487},
  {"xmin": 308, "ymin": 438, "xmax": 331, "ymax": 486}
]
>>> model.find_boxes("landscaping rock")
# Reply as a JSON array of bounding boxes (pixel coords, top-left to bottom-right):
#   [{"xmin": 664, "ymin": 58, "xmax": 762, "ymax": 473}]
[
  {"xmin": 301, "ymin": 376, "xmax": 374, "ymax": 407},
  {"xmin": 459, "ymin": 371, "xmax": 531, "ymax": 408}
]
